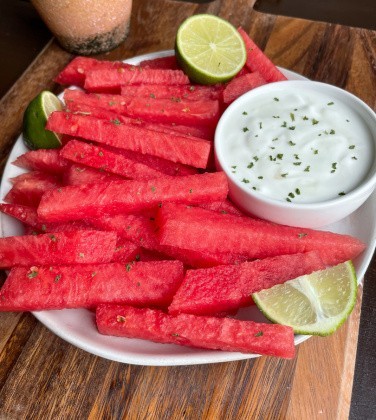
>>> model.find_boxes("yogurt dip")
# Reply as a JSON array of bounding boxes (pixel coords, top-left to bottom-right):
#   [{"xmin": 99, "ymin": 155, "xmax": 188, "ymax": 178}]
[{"xmin": 218, "ymin": 85, "xmax": 374, "ymax": 204}]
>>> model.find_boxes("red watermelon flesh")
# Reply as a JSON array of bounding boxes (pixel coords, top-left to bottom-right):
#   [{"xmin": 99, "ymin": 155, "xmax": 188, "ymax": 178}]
[
  {"xmin": 0, "ymin": 260, "xmax": 184, "ymax": 311},
  {"xmin": 63, "ymin": 164, "xmax": 124, "ymax": 186},
  {"xmin": 96, "ymin": 305, "xmax": 295, "ymax": 359},
  {"xmin": 120, "ymin": 83, "xmax": 222, "ymax": 101},
  {"xmin": 46, "ymin": 112, "xmax": 211, "ymax": 169},
  {"xmin": 157, "ymin": 204, "xmax": 366, "ymax": 266},
  {"xmin": 0, "ymin": 230, "xmax": 117, "ymax": 267},
  {"xmin": 37, "ymin": 172, "xmax": 229, "ymax": 223},
  {"xmin": 90, "ymin": 212, "xmax": 246, "ymax": 268},
  {"xmin": 124, "ymin": 97, "xmax": 221, "ymax": 128},
  {"xmin": 238, "ymin": 27, "xmax": 287, "ymax": 83},
  {"xmin": 4, "ymin": 173, "xmax": 61, "ymax": 208},
  {"xmin": 139, "ymin": 55, "xmax": 179, "ymax": 70},
  {"xmin": 61, "ymin": 140, "xmax": 172, "ymax": 180},
  {"xmin": 61, "ymin": 140, "xmax": 197, "ymax": 179},
  {"xmin": 12, "ymin": 149, "xmax": 69, "ymax": 175},
  {"xmin": 54, "ymin": 56, "xmax": 135, "ymax": 87},
  {"xmin": 84, "ymin": 67, "xmax": 190, "ymax": 91},
  {"xmin": 168, "ymin": 251, "xmax": 325, "ymax": 315},
  {"xmin": 223, "ymin": 72, "xmax": 267, "ymax": 105},
  {"xmin": 65, "ymin": 99, "xmax": 214, "ymax": 141}
]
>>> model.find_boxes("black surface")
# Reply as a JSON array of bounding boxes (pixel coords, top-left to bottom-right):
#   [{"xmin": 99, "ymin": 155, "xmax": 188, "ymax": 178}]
[
  {"xmin": 254, "ymin": 0, "xmax": 376, "ymax": 30},
  {"xmin": 0, "ymin": 0, "xmax": 51, "ymax": 98},
  {"xmin": 350, "ymin": 259, "xmax": 376, "ymax": 420}
]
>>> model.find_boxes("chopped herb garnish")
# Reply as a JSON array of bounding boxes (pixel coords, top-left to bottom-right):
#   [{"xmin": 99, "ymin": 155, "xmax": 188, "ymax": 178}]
[
  {"xmin": 253, "ymin": 156, "xmax": 259, "ymax": 161},
  {"xmin": 349, "ymin": 145, "xmax": 355, "ymax": 149},
  {"xmin": 242, "ymin": 178, "xmax": 250, "ymax": 183},
  {"xmin": 231, "ymin": 165, "xmax": 237, "ymax": 169},
  {"xmin": 242, "ymin": 111, "xmax": 248, "ymax": 115},
  {"xmin": 288, "ymin": 141, "xmax": 296, "ymax": 146},
  {"xmin": 312, "ymin": 118, "xmax": 319, "ymax": 125},
  {"xmin": 281, "ymin": 121, "xmax": 287, "ymax": 128},
  {"xmin": 274, "ymin": 97, "xmax": 279, "ymax": 101},
  {"xmin": 293, "ymin": 162, "xmax": 302, "ymax": 166},
  {"xmin": 242, "ymin": 127, "xmax": 249, "ymax": 132},
  {"xmin": 302, "ymin": 116, "xmax": 309, "ymax": 121},
  {"xmin": 288, "ymin": 192, "xmax": 295, "ymax": 198},
  {"xmin": 247, "ymin": 162, "xmax": 254, "ymax": 169},
  {"xmin": 49, "ymin": 234, "xmax": 57, "ymax": 242},
  {"xmin": 327, "ymin": 102, "xmax": 334, "ymax": 106},
  {"xmin": 330, "ymin": 129, "xmax": 335, "ymax": 135},
  {"xmin": 338, "ymin": 191, "xmax": 346, "ymax": 196},
  {"xmin": 352, "ymin": 156, "xmax": 358, "ymax": 160},
  {"xmin": 117, "ymin": 315, "xmax": 126, "ymax": 323},
  {"xmin": 276, "ymin": 153, "xmax": 283, "ymax": 160},
  {"xmin": 290, "ymin": 113, "xmax": 295, "ymax": 122},
  {"xmin": 295, "ymin": 188, "xmax": 301, "ymax": 195},
  {"xmin": 304, "ymin": 165, "xmax": 311, "ymax": 172},
  {"xmin": 289, "ymin": 126, "xmax": 296, "ymax": 130},
  {"xmin": 286, "ymin": 197, "xmax": 292, "ymax": 202},
  {"xmin": 273, "ymin": 115, "xmax": 280, "ymax": 119},
  {"xmin": 259, "ymin": 122, "xmax": 263, "ymax": 129},
  {"xmin": 281, "ymin": 173, "xmax": 288, "ymax": 178},
  {"xmin": 54, "ymin": 274, "xmax": 61, "ymax": 283},
  {"xmin": 254, "ymin": 331, "xmax": 264, "ymax": 337},
  {"xmin": 27, "ymin": 270, "xmax": 38, "ymax": 279},
  {"xmin": 111, "ymin": 119, "xmax": 122, "ymax": 125},
  {"xmin": 298, "ymin": 233, "xmax": 308, "ymax": 238},
  {"xmin": 126, "ymin": 263, "xmax": 132, "ymax": 272}
]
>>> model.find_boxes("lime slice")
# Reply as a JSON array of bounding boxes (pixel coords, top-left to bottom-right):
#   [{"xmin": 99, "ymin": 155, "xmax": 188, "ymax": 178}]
[
  {"xmin": 252, "ymin": 261, "xmax": 358, "ymax": 336},
  {"xmin": 22, "ymin": 91, "xmax": 63, "ymax": 150},
  {"xmin": 175, "ymin": 14, "xmax": 246, "ymax": 85}
]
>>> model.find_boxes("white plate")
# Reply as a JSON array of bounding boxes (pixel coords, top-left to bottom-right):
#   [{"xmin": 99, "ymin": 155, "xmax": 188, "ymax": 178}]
[{"xmin": 1, "ymin": 51, "xmax": 375, "ymax": 366}]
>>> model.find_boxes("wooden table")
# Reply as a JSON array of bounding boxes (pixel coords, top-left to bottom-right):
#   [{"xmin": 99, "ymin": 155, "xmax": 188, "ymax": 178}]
[{"xmin": 0, "ymin": 1, "xmax": 375, "ymax": 418}]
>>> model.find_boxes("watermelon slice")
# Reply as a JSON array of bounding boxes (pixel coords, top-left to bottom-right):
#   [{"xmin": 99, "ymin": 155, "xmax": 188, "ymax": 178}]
[
  {"xmin": 61, "ymin": 140, "xmax": 172, "ymax": 180},
  {"xmin": 0, "ymin": 260, "xmax": 184, "ymax": 311},
  {"xmin": 12, "ymin": 149, "xmax": 69, "ymax": 175},
  {"xmin": 222, "ymin": 72, "xmax": 267, "ymax": 105},
  {"xmin": 238, "ymin": 27, "xmax": 287, "ymax": 83},
  {"xmin": 168, "ymin": 251, "xmax": 325, "ymax": 315},
  {"xmin": 124, "ymin": 97, "xmax": 221, "ymax": 128},
  {"xmin": 0, "ymin": 203, "xmax": 39, "ymax": 227},
  {"xmin": 63, "ymin": 164, "xmax": 125, "ymax": 186},
  {"xmin": 37, "ymin": 172, "xmax": 229, "ymax": 223},
  {"xmin": 61, "ymin": 140, "xmax": 197, "ymax": 179},
  {"xmin": 46, "ymin": 112, "xmax": 211, "ymax": 169},
  {"xmin": 54, "ymin": 56, "xmax": 134, "ymax": 87},
  {"xmin": 4, "ymin": 172, "xmax": 61, "ymax": 208},
  {"xmin": 0, "ymin": 230, "xmax": 117, "ymax": 267},
  {"xmin": 139, "ymin": 55, "xmax": 179, "ymax": 70},
  {"xmin": 84, "ymin": 67, "xmax": 190, "ymax": 92},
  {"xmin": 157, "ymin": 204, "xmax": 366, "ymax": 266},
  {"xmin": 120, "ymin": 83, "xmax": 222, "ymax": 101},
  {"xmin": 65, "ymin": 98, "xmax": 215, "ymax": 141},
  {"xmin": 96, "ymin": 305, "xmax": 295, "ymax": 359}
]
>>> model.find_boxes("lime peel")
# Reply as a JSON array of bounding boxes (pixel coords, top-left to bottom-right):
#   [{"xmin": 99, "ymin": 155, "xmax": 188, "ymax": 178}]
[
  {"xmin": 252, "ymin": 261, "xmax": 358, "ymax": 336},
  {"xmin": 23, "ymin": 91, "xmax": 63, "ymax": 150}
]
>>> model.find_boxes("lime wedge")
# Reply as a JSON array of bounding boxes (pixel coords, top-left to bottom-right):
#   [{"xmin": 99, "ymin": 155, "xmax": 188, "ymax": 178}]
[
  {"xmin": 252, "ymin": 261, "xmax": 358, "ymax": 336},
  {"xmin": 175, "ymin": 14, "xmax": 246, "ymax": 85},
  {"xmin": 22, "ymin": 91, "xmax": 63, "ymax": 150}
]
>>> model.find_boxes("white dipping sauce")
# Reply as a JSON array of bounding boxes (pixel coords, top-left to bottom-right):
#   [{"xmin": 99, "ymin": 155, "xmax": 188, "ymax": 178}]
[{"xmin": 221, "ymin": 86, "xmax": 374, "ymax": 203}]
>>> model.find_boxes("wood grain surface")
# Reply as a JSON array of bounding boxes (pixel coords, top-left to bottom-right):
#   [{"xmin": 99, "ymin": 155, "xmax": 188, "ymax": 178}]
[{"xmin": 0, "ymin": 1, "xmax": 375, "ymax": 418}]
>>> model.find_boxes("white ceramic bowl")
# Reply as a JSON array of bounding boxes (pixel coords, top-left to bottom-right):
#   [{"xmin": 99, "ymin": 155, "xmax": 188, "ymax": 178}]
[{"xmin": 215, "ymin": 80, "xmax": 376, "ymax": 228}]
